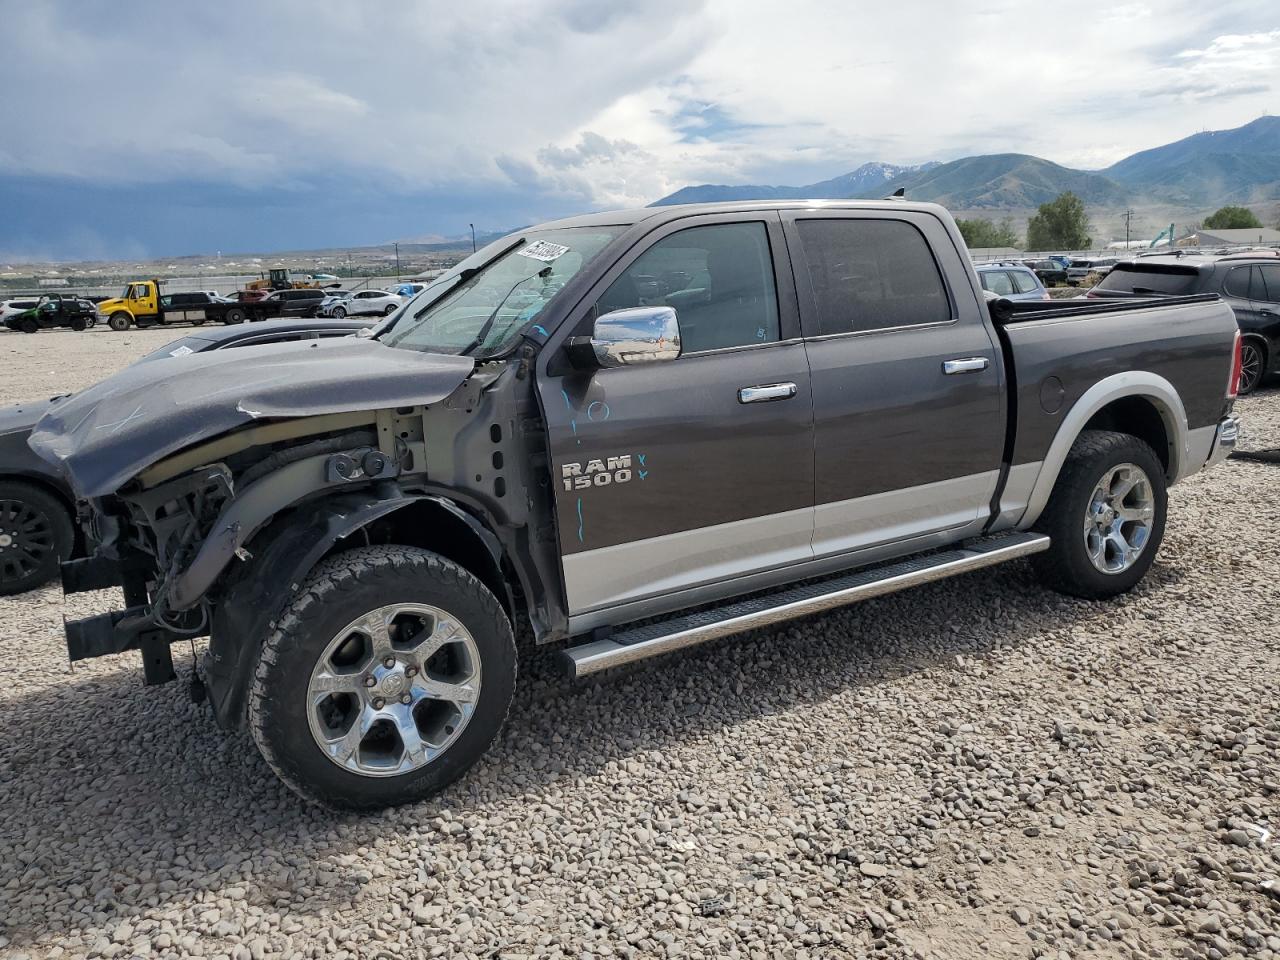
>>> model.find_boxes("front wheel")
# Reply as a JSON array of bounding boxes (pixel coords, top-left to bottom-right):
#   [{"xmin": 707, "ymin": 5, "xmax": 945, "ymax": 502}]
[
  {"xmin": 331, "ymin": 306, "xmax": 346, "ymax": 319},
  {"xmin": 383, "ymin": 303, "xmax": 398, "ymax": 316},
  {"xmin": 107, "ymin": 312, "xmax": 131, "ymax": 332},
  {"xmin": 247, "ymin": 545, "xmax": 517, "ymax": 810},
  {"xmin": 19, "ymin": 318, "xmax": 39, "ymax": 334},
  {"xmin": 1031, "ymin": 430, "xmax": 1167, "ymax": 599},
  {"xmin": 0, "ymin": 481, "xmax": 75, "ymax": 596}
]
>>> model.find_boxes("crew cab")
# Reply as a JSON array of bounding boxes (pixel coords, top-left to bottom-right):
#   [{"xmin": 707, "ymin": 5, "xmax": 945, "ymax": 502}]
[{"xmin": 30, "ymin": 200, "xmax": 1241, "ymax": 811}]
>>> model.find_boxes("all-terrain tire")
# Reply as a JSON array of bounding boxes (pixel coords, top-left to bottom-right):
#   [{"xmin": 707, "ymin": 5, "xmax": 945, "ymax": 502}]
[
  {"xmin": 107, "ymin": 312, "xmax": 131, "ymax": 331},
  {"xmin": 0, "ymin": 480, "xmax": 75, "ymax": 596},
  {"xmin": 247, "ymin": 545, "xmax": 517, "ymax": 810},
  {"xmin": 1031, "ymin": 430, "xmax": 1167, "ymax": 599}
]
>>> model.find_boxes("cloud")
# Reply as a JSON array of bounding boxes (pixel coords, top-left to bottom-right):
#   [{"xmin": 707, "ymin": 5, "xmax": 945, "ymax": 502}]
[{"xmin": 1, "ymin": 0, "xmax": 1278, "ymax": 257}]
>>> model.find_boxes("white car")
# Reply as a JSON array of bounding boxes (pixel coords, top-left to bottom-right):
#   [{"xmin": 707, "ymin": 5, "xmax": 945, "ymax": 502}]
[
  {"xmin": 344, "ymin": 290, "xmax": 404, "ymax": 317},
  {"xmin": 0, "ymin": 298, "xmax": 41, "ymax": 325}
]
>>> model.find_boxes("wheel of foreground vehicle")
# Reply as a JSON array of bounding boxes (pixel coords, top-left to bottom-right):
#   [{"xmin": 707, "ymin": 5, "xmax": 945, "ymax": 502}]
[
  {"xmin": 383, "ymin": 303, "xmax": 398, "ymax": 316},
  {"xmin": 19, "ymin": 317, "xmax": 39, "ymax": 334},
  {"xmin": 224, "ymin": 307, "xmax": 246, "ymax": 324},
  {"xmin": 332, "ymin": 306, "xmax": 346, "ymax": 319},
  {"xmin": 1238, "ymin": 339, "xmax": 1265, "ymax": 395},
  {"xmin": 248, "ymin": 545, "xmax": 517, "ymax": 810},
  {"xmin": 0, "ymin": 481, "xmax": 74, "ymax": 596},
  {"xmin": 107, "ymin": 312, "xmax": 131, "ymax": 331},
  {"xmin": 1031, "ymin": 430, "xmax": 1167, "ymax": 600}
]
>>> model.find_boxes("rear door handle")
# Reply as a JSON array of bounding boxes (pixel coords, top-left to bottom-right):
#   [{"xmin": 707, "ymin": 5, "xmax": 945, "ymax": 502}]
[
  {"xmin": 942, "ymin": 357, "xmax": 990, "ymax": 375},
  {"xmin": 739, "ymin": 382, "xmax": 798, "ymax": 403}
]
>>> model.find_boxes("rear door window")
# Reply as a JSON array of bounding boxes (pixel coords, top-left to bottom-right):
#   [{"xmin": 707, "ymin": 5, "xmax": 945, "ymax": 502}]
[
  {"xmin": 1223, "ymin": 266, "xmax": 1256, "ymax": 299},
  {"xmin": 795, "ymin": 218, "xmax": 951, "ymax": 334},
  {"xmin": 980, "ymin": 270, "xmax": 1015, "ymax": 297}
]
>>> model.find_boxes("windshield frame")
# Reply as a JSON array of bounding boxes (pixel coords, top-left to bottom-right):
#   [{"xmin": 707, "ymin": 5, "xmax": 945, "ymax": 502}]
[{"xmin": 376, "ymin": 225, "xmax": 626, "ymax": 359}]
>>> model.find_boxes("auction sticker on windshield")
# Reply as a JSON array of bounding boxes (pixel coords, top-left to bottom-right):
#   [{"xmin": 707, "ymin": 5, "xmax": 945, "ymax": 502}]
[{"xmin": 518, "ymin": 240, "xmax": 570, "ymax": 262}]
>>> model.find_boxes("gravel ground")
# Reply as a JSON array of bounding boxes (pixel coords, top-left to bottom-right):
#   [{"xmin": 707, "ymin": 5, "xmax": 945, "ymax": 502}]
[{"xmin": 1, "ymin": 326, "xmax": 1279, "ymax": 960}]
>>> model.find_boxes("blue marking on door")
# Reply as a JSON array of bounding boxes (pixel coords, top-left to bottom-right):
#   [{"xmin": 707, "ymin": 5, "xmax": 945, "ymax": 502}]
[{"xmin": 576, "ymin": 497, "xmax": 584, "ymax": 542}]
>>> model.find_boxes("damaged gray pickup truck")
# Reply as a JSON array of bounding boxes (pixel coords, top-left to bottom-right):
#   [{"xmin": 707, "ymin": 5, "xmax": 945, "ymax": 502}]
[{"xmin": 31, "ymin": 200, "xmax": 1242, "ymax": 810}]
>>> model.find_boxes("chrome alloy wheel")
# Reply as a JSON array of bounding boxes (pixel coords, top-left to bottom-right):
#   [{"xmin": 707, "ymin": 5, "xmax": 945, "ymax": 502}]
[
  {"xmin": 1083, "ymin": 463, "xmax": 1155, "ymax": 575},
  {"xmin": 306, "ymin": 604, "xmax": 482, "ymax": 777}
]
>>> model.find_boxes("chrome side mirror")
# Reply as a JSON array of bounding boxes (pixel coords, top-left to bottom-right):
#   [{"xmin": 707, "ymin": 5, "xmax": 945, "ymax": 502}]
[{"xmin": 577, "ymin": 306, "xmax": 681, "ymax": 369}]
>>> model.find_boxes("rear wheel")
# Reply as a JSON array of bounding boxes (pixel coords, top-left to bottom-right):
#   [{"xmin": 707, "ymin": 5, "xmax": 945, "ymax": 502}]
[
  {"xmin": 224, "ymin": 307, "xmax": 246, "ymax": 325},
  {"xmin": 1238, "ymin": 338, "xmax": 1266, "ymax": 395},
  {"xmin": 1032, "ymin": 430, "xmax": 1167, "ymax": 599},
  {"xmin": 248, "ymin": 545, "xmax": 516, "ymax": 810},
  {"xmin": 0, "ymin": 481, "xmax": 75, "ymax": 596},
  {"xmin": 107, "ymin": 312, "xmax": 131, "ymax": 332}
]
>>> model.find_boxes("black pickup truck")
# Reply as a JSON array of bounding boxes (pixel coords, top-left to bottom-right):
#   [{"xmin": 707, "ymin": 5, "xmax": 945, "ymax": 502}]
[{"xmin": 30, "ymin": 200, "xmax": 1240, "ymax": 810}]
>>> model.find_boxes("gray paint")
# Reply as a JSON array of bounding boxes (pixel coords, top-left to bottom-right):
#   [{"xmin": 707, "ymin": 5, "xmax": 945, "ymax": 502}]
[
  {"xmin": 565, "ymin": 470, "xmax": 999, "ymax": 615},
  {"xmin": 28, "ymin": 338, "xmax": 475, "ymax": 498},
  {"xmin": 1001, "ymin": 298, "xmax": 1236, "ymax": 470}
]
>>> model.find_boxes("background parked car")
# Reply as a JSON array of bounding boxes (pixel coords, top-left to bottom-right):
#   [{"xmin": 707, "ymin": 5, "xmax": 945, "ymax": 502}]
[
  {"xmin": 974, "ymin": 262, "xmax": 1050, "ymax": 301},
  {"xmin": 4, "ymin": 296, "xmax": 97, "ymax": 333},
  {"xmin": 0, "ymin": 318, "xmax": 370, "ymax": 595},
  {"xmin": 1089, "ymin": 250, "xmax": 1280, "ymax": 393},
  {"xmin": 1023, "ymin": 258, "xmax": 1069, "ymax": 286},
  {"xmin": 344, "ymin": 289, "xmax": 404, "ymax": 316},
  {"xmin": 388, "ymin": 282, "xmax": 427, "ymax": 298},
  {"xmin": 316, "ymin": 289, "xmax": 355, "ymax": 317},
  {"xmin": 0, "ymin": 298, "xmax": 41, "ymax": 325}
]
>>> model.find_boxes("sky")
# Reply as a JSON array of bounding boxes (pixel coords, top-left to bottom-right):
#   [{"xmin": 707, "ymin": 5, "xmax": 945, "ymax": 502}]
[{"xmin": 1, "ymin": 0, "xmax": 1276, "ymax": 260}]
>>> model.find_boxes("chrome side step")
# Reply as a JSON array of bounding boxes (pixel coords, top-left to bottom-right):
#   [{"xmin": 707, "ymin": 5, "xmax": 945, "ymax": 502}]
[{"xmin": 562, "ymin": 532, "xmax": 1050, "ymax": 678}]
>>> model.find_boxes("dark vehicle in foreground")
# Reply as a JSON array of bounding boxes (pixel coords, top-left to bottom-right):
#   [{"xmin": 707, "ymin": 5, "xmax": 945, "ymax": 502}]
[
  {"xmin": 30, "ymin": 200, "xmax": 1240, "ymax": 810},
  {"xmin": 4, "ymin": 295, "xmax": 97, "ymax": 333},
  {"xmin": 0, "ymin": 319, "xmax": 369, "ymax": 595},
  {"xmin": 1090, "ymin": 250, "xmax": 1280, "ymax": 393}
]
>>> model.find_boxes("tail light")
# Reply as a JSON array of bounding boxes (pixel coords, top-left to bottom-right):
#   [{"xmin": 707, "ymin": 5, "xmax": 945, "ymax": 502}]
[{"xmin": 1227, "ymin": 330, "xmax": 1243, "ymax": 399}]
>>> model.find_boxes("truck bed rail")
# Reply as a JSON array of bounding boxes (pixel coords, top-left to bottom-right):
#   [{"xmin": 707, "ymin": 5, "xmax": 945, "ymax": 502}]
[{"xmin": 989, "ymin": 292, "xmax": 1222, "ymax": 325}]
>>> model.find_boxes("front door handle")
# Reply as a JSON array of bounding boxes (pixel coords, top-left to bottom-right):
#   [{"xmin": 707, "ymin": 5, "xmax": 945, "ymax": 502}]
[
  {"xmin": 942, "ymin": 357, "xmax": 990, "ymax": 375},
  {"xmin": 739, "ymin": 382, "xmax": 798, "ymax": 403}
]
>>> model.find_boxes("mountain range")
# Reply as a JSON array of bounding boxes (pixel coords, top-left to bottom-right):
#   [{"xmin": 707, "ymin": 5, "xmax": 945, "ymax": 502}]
[{"xmin": 651, "ymin": 116, "xmax": 1280, "ymax": 211}]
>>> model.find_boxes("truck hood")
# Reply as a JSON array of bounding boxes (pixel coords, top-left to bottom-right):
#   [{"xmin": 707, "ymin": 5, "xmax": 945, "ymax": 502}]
[
  {"xmin": 29, "ymin": 337, "xmax": 475, "ymax": 498},
  {"xmin": 95, "ymin": 297, "xmax": 125, "ymax": 313}
]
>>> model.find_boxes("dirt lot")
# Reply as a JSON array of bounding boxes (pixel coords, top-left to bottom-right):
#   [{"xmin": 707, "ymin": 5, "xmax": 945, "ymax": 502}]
[{"xmin": 0, "ymin": 325, "xmax": 1278, "ymax": 960}]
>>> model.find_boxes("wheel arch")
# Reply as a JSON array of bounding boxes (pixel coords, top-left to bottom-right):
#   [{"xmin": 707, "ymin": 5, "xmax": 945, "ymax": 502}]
[
  {"xmin": 1016, "ymin": 372, "xmax": 1189, "ymax": 530},
  {"xmin": 206, "ymin": 490, "xmax": 517, "ymax": 730}
]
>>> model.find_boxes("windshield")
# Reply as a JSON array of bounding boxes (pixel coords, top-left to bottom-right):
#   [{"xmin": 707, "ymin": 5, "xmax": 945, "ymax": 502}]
[
  {"xmin": 1096, "ymin": 264, "xmax": 1201, "ymax": 296},
  {"xmin": 379, "ymin": 226, "xmax": 622, "ymax": 356}
]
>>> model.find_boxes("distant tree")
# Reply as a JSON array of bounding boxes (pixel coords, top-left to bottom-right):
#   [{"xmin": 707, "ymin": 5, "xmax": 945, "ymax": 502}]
[
  {"xmin": 956, "ymin": 217, "xmax": 1020, "ymax": 249},
  {"xmin": 1203, "ymin": 205, "xmax": 1263, "ymax": 230},
  {"xmin": 1026, "ymin": 193, "xmax": 1091, "ymax": 250}
]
